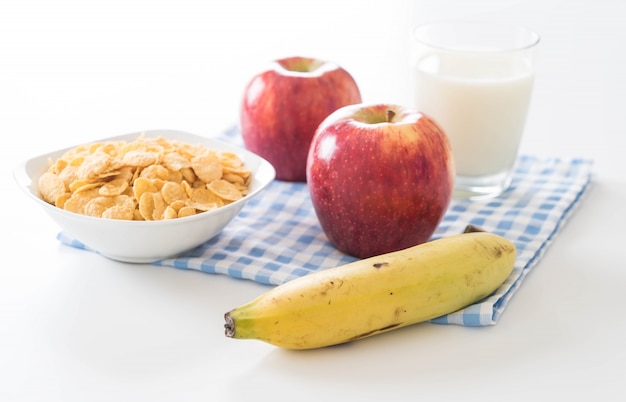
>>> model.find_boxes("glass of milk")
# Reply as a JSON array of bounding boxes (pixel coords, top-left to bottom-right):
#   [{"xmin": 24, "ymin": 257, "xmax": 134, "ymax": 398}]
[{"xmin": 411, "ymin": 22, "xmax": 540, "ymax": 199}]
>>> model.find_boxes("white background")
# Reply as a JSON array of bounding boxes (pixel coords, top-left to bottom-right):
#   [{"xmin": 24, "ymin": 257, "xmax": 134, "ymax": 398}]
[{"xmin": 2, "ymin": 0, "xmax": 625, "ymax": 401}]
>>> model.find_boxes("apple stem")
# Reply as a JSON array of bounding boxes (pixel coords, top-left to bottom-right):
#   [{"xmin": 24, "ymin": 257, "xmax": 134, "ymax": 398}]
[{"xmin": 386, "ymin": 109, "xmax": 396, "ymax": 123}]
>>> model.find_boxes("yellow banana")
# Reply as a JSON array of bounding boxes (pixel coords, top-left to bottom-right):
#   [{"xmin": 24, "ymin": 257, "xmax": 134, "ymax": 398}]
[{"xmin": 224, "ymin": 230, "xmax": 516, "ymax": 350}]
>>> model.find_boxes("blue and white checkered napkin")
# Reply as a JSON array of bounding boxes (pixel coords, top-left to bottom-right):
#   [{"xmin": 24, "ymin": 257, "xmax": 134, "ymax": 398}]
[{"xmin": 57, "ymin": 128, "xmax": 593, "ymax": 326}]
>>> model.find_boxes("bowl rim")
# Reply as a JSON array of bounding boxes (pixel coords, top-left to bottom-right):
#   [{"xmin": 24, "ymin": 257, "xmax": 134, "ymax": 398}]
[{"xmin": 13, "ymin": 128, "xmax": 276, "ymax": 227}]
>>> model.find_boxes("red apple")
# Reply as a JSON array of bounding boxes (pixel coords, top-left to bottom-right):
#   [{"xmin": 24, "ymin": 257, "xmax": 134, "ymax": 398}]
[
  {"xmin": 306, "ymin": 103, "xmax": 455, "ymax": 258},
  {"xmin": 240, "ymin": 56, "xmax": 362, "ymax": 182}
]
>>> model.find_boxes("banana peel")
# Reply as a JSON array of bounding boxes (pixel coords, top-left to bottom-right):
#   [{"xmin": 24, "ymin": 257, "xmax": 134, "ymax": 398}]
[{"xmin": 224, "ymin": 226, "xmax": 516, "ymax": 350}]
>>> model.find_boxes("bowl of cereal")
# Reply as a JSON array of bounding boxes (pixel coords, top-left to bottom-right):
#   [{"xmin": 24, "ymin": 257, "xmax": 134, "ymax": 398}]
[{"xmin": 14, "ymin": 129, "xmax": 276, "ymax": 263}]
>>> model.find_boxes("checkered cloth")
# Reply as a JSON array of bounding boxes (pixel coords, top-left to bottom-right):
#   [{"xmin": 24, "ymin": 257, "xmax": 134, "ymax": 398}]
[{"xmin": 57, "ymin": 127, "xmax": 593, "ymax": 326}]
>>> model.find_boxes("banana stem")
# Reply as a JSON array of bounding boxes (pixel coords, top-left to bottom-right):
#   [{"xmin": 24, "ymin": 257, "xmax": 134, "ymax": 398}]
[{"xmin": 463, "ymin": 224, "xmax": 486, "ymax": 233}]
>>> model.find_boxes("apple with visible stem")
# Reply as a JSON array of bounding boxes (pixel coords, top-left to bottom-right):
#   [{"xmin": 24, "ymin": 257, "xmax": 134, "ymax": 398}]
[
  {"xmin": 306, "ymin": 103, "xmax": 455, "ymax": 258},
  {"xmin": 240, "ymin": 56, "xmax": 362, "ymax": 182}
]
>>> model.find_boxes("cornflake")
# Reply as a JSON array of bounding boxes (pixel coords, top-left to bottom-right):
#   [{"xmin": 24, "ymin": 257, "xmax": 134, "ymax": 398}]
[{"xmin": 38, "ymin": 134, "xmax": 252, "ymax": 220}]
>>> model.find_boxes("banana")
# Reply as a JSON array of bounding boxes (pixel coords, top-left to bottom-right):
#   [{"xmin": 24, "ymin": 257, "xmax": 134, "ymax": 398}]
[{"xmin": 224, "ymin": 230, "xmax": 516, "ymax": 350}]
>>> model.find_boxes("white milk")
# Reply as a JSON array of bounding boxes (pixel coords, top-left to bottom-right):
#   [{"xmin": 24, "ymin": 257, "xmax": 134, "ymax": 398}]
[{"xmin": 414, "ymin": 53, "xmax": 535, "ymax": 178}]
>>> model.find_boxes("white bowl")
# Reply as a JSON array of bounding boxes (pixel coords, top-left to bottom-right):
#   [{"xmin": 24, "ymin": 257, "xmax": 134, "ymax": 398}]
[{"xmin": 14, "ymin": 129, "xmax": 276, "ymax": 263}]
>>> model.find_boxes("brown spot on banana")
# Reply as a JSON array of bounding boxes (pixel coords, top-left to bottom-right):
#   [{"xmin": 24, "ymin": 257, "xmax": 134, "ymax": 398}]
[
  {"xmin": 464, "ymin": 270, "xmax": 485, "ymax": 288},
  {"xmin": 394, "ymin": 306, "xmax": 407, "ymax": 318},
  {"xmin": 318, "ymin": 279, "xmax": 344, "ymax": 296},
  {"xmin": 492, "ymin": 242, "xmax": 515, "ymax": 258},
  {"xmin": 492, "ymin": 245, "xmax": 503, "ymax": 258}
]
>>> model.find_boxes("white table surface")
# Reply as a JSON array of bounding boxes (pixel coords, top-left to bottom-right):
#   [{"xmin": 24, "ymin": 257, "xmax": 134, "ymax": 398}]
[{"xmin": 2, "ymin": 0, "xmax": 625, "ymax": 401}]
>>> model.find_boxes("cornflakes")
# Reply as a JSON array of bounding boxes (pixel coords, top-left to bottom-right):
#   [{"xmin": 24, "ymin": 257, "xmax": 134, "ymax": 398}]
[{"xmin": 38, "ymin": 134, "xmax": 252, "ymax": 220}]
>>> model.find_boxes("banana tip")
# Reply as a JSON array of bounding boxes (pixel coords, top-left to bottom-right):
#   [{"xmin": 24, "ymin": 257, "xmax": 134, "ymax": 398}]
[{"xmin": 224, "ymin": 313, "xmax": 235, "ymax": 338}]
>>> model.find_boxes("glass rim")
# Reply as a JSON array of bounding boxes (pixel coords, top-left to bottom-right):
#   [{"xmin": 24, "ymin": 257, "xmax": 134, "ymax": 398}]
[{"xmin": 413, "ymin": 21, "xmax": 541, "ymax": 53}]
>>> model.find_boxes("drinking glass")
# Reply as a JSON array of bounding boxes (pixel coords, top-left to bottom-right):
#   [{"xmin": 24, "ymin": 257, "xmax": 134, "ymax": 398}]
[{"xmin": 411, "ymin": 22, "xmax": 540, "ymax": 199}]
